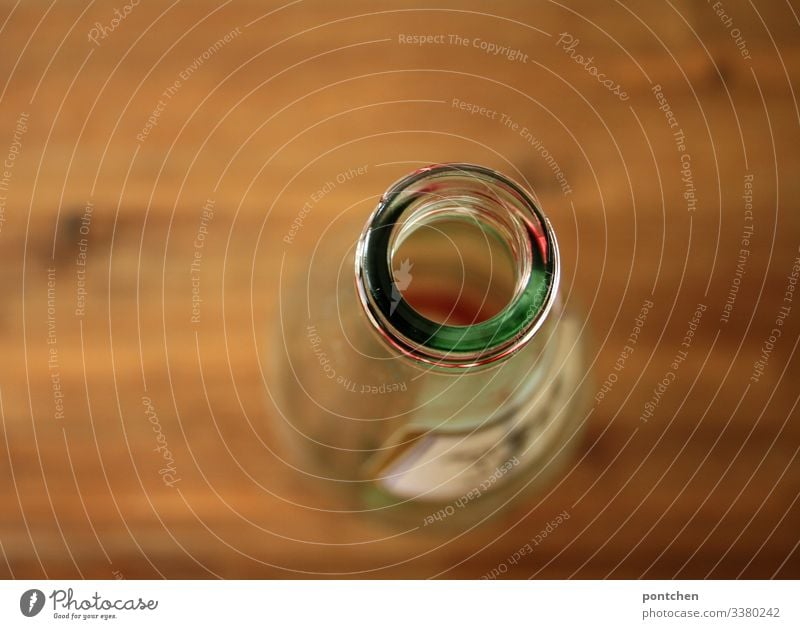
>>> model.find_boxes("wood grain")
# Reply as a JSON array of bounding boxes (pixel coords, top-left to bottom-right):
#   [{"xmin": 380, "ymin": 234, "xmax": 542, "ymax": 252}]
[{"xmin": 0, "ymin": 0, "xmax": 798, "ymax": 578}]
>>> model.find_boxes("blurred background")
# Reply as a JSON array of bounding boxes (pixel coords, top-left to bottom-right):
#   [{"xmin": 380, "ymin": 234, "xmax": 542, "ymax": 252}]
[{"xmin": 0, "ymin": 0, "xmax": 798, "ymax": 578}]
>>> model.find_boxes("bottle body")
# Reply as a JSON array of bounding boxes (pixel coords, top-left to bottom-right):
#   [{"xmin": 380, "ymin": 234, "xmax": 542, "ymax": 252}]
[{"xmin": 272, "ymin": 164, "xmax": 589, "ymax": 525}]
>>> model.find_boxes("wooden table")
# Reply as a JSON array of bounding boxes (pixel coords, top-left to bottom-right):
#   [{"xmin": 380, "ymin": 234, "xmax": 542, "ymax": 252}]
[{"xmin": 0, "ymin": 0, "xmax": 798, "ymax": 578}]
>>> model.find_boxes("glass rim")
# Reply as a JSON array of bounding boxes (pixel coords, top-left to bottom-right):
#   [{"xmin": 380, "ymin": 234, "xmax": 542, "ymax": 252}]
[{"xmin": 354, "ymin": 163, "xmax": 560, "ymax": 369}]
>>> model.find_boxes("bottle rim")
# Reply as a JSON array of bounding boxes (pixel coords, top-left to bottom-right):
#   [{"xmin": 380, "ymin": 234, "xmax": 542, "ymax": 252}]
[{"xmin": 354, "ymin": 163, "xmax": 560, "ymax": 369}]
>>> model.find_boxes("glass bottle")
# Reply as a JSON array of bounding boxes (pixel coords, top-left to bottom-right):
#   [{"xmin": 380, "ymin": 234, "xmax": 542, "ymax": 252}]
[{"xmin": 272, "ymin": 163, "xmax": 589, "ymax": 526}]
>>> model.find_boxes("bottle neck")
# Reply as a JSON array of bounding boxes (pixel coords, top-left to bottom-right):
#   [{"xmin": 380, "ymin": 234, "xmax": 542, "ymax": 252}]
[{"xmin": 355, "ymin": 163, "xmax": 560, "ymax": 369}]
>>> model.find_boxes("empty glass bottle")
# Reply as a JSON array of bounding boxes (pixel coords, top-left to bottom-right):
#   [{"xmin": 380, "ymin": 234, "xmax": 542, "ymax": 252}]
[{"xmin": 272, "ymin": 163, "xmax": 589, "ymax": 525}]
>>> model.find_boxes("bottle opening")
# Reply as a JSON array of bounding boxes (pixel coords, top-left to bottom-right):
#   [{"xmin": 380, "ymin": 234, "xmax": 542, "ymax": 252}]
[
  {"xmin": 355, "ymin": 163, "xmax": 559, "ymax": 368},
  {"xmin": 390, "ymin": 216, "xmax": 518, "ymax": 326}
]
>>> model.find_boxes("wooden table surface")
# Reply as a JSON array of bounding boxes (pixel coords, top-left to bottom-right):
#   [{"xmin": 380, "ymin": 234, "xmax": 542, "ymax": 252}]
[{"xmin": 0, "ymin": 0, "xmax": 798, "ymax": 578}]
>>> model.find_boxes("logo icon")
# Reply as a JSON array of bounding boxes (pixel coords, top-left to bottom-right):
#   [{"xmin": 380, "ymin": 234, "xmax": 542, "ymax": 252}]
[
  {"xmin": 20, "ymin": 589, "xmax": 45, "ymax": 617},
  {"xmin": 390, "ymin": 258, "xmax": 413, "ymax": 315}
]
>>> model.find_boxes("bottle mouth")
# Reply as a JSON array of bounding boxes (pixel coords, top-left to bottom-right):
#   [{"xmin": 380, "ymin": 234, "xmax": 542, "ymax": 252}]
[{"xmin": 355, "ymin": 163, "xmax": 560, "ymax": 369}]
